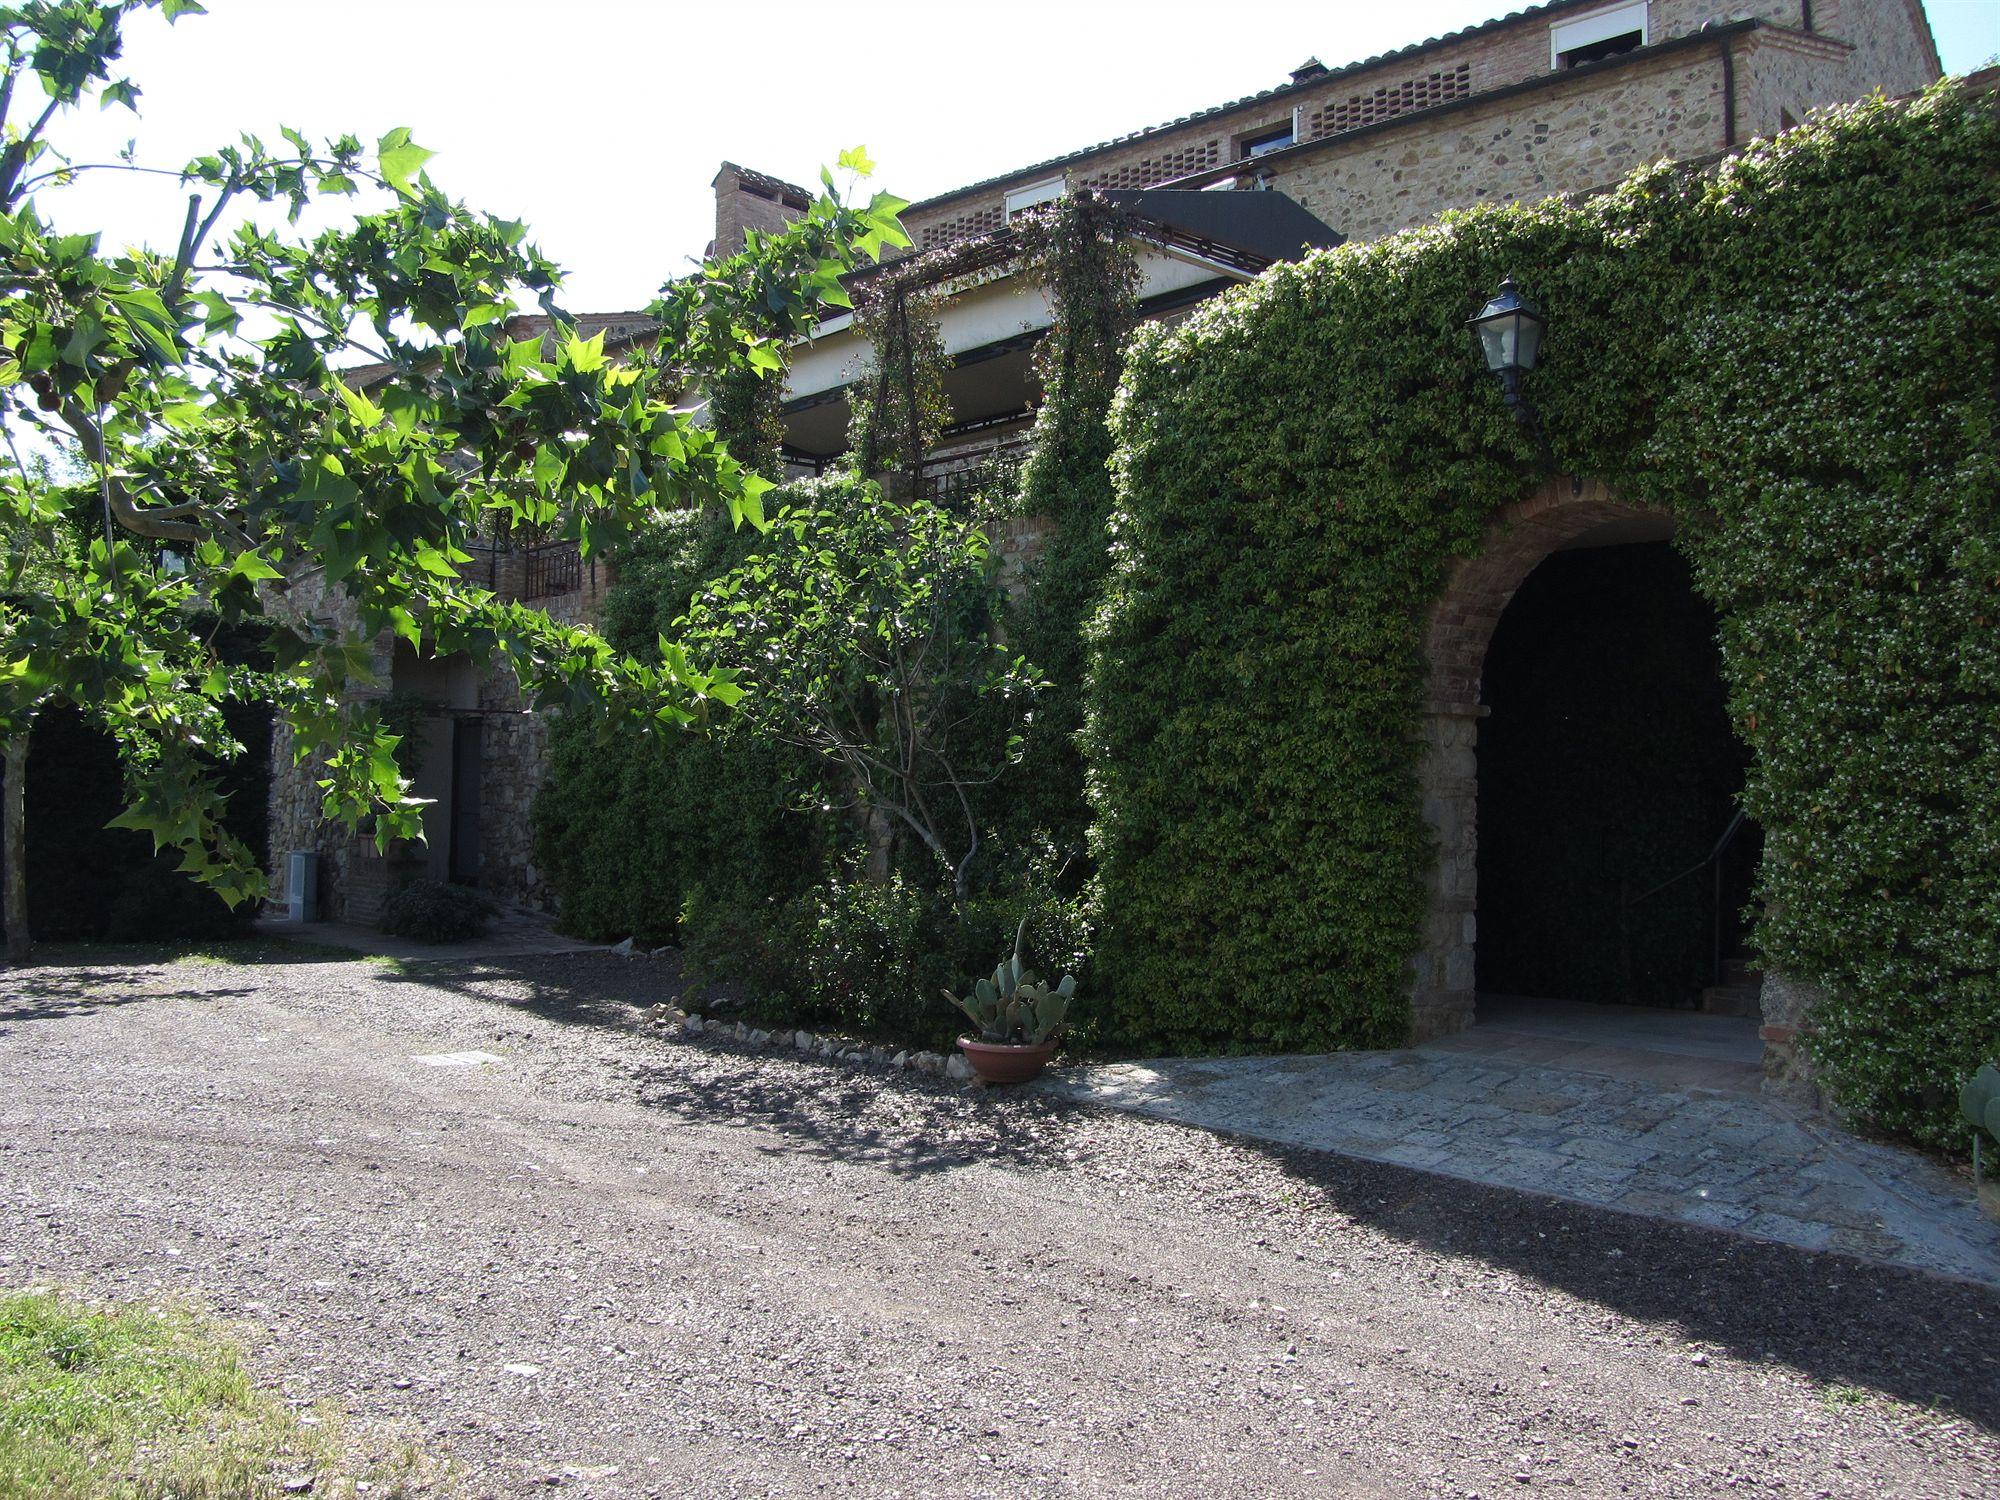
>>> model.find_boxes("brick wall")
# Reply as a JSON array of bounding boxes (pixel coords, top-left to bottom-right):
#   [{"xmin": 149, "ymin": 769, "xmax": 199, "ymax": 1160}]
[{"xmin": 713, "ymin": 164, "xmax": 808, "ymax": 256}]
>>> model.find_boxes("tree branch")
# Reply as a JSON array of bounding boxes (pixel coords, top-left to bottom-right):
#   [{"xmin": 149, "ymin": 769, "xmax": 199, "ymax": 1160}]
[
  {"xmin": 58, "ymin": 395, "xmax": 235, "ymax": 546},
  {"xmin": 0, "ymin": 95, "xmax": 62, "ymax": 209}
]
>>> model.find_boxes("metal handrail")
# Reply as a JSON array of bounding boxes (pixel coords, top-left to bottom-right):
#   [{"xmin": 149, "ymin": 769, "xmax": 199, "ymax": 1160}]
[
  {"xmin": 1619, "ymin": 806, "xmax": 1752, "ymax": 993},
  {"xmin": 1624, "ymin": 806, "xmax": 1747, "ymax": 910}
]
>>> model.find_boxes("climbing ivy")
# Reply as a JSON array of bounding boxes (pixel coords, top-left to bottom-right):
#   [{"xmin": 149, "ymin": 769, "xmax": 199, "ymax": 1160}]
[
  {"xmin": 1001, "ymin": 194, "xmax": 1141, "ymax": 864},
  {"xmin": 532, "ymin": 506, "xmax": 826, "ymax": 944},
  {"xmin": 846, "ymin": 282, "xmax": 949, "ymax": 490},
  {"xmin": 1087, "ymin": 85, "xmax": 2000, "ymax": 1148}
]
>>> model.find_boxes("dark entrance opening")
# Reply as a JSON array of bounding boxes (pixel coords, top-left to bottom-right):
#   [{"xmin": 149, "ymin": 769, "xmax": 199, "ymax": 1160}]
[
  {"xmin": 447, "ymin": 717, "xmax": 483, "ymax": 886},
  {"xmin": 1475, "ymin": 541, "xmax": 1758, "ymax": 1009}
]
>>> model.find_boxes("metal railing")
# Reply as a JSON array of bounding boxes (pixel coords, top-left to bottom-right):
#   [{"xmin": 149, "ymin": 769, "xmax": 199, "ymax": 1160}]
[
  {"xmin": 519, "ymin": 540, "xmax": 582, "ymax": 600},
  {"xmin": 1621, "ymin": 806, "xmax": 1751, "ymax": 989},
  {"xmin": 919, "ymin": 439, "xmax": 1032, "ymax": 508}
]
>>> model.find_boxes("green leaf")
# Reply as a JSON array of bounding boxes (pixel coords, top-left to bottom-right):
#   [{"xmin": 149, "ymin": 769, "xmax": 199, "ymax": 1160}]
[
  {"xmin": 376, "ymin": 127, "xmax": 436, "ymax": 195},
  {"xmin": 563, "ymin": 331, "xmax": 607, "ymax": 374},
  {"xmin": 163, "ymin": 0, "xmax": 209, "ymax": 20},
  {"xmin": 100, "ymin": 80, "xmax": 140, "ymax": 112},
  {"xmin": 228, "ymin": 549, "xmax": 282, "ymax": 582},
  {"xmin": 732, "ymin": 474, "xmax": 772, "ymax": 532},
  {"xmin": 193, "ymin": 290, "xmax": 240, "ymax": 336},
  {"xmin": 334, "ymin": 380, "xmax": 385, "ymax": 429},
  {"xmin": 837, "ymin": 146, "xmax": 876, "ymax": 176}
]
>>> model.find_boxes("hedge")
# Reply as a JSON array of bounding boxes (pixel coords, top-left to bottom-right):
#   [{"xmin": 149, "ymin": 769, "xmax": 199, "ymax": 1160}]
[
  {"xmin": 1088, "ymin": 85, "xmax": 2000, "ymax": 1146},
  {"xmin": 532, "ymin": 506, "xmax": 826, "ymax": 945}
]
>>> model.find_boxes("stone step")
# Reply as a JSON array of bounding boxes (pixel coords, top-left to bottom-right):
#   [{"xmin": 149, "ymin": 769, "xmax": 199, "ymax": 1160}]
[
  {"xmin": 1722, "ymin": 957, "xmax": 1762, "ymax": 988},
  {"xmin": 1701, "ymin": 984, "xmax": 1763, "ymax": 1019}
]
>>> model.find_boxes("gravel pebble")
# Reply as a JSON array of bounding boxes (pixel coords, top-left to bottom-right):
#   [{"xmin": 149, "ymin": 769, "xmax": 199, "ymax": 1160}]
[{"xmin": 1, "ymin": 950, "xmax": 1994, "ymax": 1499}]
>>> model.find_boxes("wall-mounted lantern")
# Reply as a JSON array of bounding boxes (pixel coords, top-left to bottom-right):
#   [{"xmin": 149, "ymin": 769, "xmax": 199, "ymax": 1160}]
[{"xmin": 1468, "ymin": 276, "xmax": 1546, "ymax": 424}]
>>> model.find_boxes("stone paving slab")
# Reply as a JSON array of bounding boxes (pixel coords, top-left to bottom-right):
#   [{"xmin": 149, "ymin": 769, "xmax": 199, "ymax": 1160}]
[{"xmin": 1039, "ymin": 1044, "xmax": 2000, "ymax": 1286}]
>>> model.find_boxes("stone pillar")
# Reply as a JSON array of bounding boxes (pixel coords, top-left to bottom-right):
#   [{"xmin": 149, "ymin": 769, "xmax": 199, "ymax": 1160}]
[
  {"xmin": 1412, "ymin": 701, "xmax": 1485, "ymax": 1040},
  {"xmin": 1759, "ymin": 968, "xmax": 1825, "ymax": 1110}
]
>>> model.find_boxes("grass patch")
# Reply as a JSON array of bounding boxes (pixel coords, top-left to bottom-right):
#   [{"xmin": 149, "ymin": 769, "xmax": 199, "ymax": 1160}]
[{"xmin": 0, "ymin": 1288, "xmax": 442, "ymax": 1499}]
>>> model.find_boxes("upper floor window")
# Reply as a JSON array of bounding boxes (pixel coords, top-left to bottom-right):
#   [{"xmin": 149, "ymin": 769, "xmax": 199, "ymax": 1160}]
[
  {"xmin": 1004, "ymin": 177, "xmax": 1065, "ymax": 220},
  {"xmin": 1550, "ymin": 1, "xmax": 1648, "ymax": 69},
  {"xmin": 1239, "ymin": 122, "xmax": 1295, "ymax": 159}
]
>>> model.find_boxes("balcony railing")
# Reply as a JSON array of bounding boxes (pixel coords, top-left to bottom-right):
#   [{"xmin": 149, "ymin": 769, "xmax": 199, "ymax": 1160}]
[
  {"xmin": 520, "ymin": 540, "xmax": 583, "ymax": 600},
  {"xmin": 920, "ymin": 438, "xmax": 1032, "ymax": 508}
]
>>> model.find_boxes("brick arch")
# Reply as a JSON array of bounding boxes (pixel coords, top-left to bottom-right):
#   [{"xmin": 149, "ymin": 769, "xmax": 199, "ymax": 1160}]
[{"xmin": 1410, "ymin": 476, "xmax": 1676, "ymax": 1040}]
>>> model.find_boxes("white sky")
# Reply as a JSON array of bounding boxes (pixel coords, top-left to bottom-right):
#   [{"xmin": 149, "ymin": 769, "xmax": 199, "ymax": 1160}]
[{"xmin": 42, "ymin": 0, "xmax": 2000, "ymax": 314}]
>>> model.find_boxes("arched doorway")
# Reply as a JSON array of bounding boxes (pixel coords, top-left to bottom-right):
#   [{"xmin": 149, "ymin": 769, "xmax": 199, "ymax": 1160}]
[
  {"xmin": 1412, "ymin": 478, "xmax": 1761, "ymax": 1054},
  {"xmin": 1477, "ymin": 537, "xmax": 1758, "ymax": 1011}
]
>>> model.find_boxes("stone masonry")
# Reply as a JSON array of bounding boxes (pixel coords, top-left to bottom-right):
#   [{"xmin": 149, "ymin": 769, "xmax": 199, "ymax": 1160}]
[
  {"xmin": 266, "ymin": 546, "xmax": 611, "ymax": 925},
  {"xmin": 895, "ymin": 0, "xmax": 1940, "ymax": 253}
]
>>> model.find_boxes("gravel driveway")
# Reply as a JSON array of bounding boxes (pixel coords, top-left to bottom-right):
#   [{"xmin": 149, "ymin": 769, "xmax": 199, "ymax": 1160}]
[{"xmin": 1, "ymin": 950, "xmax": 1995, "ymax": 1497}]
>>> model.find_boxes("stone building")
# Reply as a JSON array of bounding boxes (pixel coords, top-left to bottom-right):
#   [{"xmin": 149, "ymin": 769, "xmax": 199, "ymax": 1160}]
[
  {"xmin": 272, "ymin": 0, "xmax": 1943, "ymax": 1053},
  {"xmin": 763, "ymin": 0, "xmax": 1939, "ymax": 482}
]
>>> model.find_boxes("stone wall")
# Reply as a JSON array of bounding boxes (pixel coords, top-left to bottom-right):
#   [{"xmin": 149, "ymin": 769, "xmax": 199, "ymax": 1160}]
[
  {"xmin": 897, "ymin": 1, "xmax": 1940, "ymax": 252},
  {"xmin": 263, "ymin": 545, "xmax": 608, "ymax": 925},
  {"xmin": 1738, "ymin": 27, "xmax": 1866, "ymax": 140},
  {"xmin": 1820, "ymin": 0, "xmax": 1943, "ymax": 100},
  {"xmin": 476, "ymin": 698, "xmax": 553, "ymax": 913},
  {"xmin": 1735, "ymin": 3, "xmax": 1942, "ymax": 143},
  {"xmin": 1269, "ymin": 47, "xmax": 1730, "ymax": 250},
  {"xmin": 263, "ymin": 570, "xmax": 395, "ymax": 925},
  {"xmin": 1759, "ymin": 967, "xmax": 1827, "ymax": 1109}
]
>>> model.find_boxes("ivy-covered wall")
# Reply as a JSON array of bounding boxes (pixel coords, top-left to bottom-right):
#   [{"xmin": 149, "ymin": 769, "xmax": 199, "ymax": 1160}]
[
  {"xmin": 1088, "ymin": 85, "xmax": 2000, "ymax": 1147},
  {"xmin": 531, "ymin": 508, "xmax": 826, "ymax": 945}
]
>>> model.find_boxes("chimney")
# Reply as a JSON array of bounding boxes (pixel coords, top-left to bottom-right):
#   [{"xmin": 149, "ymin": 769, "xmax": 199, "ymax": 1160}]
[
  {"xmin": 1290, "ymin": 57, "xmax": 1329, "ymax": 84},
  {"xmin": 711, "ymin": 162, "xmax": 812, "ymax": 258}
]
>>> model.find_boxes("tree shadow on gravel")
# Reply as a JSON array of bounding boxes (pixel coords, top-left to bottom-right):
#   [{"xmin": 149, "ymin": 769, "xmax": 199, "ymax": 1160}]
[
  {"xmin": 372, "ymin": 954, "xmax": 2000, "ymax": 1429},
  {"xmin": 373, "ymin": 954, "xmax": 1103, "ymax": 1178},
  {"xmin": 0, "ymin": 969, "xmax": 257, "ymax": 1024}
]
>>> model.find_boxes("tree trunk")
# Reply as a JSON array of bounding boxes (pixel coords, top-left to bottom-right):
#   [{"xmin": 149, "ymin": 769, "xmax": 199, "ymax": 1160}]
[
  {"xmin": 3, "ymin": 731, "xmax": 29, "ymax": 967},
  {"xmin": 863, "ymin": 803, "xmax": 895, "ymax": 884}
]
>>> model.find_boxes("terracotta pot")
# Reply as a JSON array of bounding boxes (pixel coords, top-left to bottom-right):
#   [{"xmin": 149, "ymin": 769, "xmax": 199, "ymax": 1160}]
[{"xmin": 957, "ymin": 1037, "xmax": 1056, "ymax": 1085}]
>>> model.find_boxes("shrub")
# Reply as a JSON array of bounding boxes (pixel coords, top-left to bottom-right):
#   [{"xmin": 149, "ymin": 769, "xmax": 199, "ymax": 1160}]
[
  {"xmin": 378, "ymin": 879, "xmax": 495, "ymax": 944},
  {"xmin": 682, "ymin": 861, "xmax": 1099, "ymax": 1053},
  {"xmin": 534, "ymin": 507, "xmax": 827, "ymax": 945},
  {"xmin": 683, "ymin": 874, "xmax": 957, "ymax": 1048}
]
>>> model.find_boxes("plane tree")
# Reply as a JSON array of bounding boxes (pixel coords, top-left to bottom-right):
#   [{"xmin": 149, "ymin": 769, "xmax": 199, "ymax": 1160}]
[{"xmin": 0, "ymin": 0, "xmax": 907, "ymax": 961}]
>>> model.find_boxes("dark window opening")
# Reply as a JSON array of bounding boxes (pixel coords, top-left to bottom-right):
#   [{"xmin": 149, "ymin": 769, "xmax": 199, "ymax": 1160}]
[
  {"xmin": 1558, "ymin": 30, "xmax": 1643, "ymax": 68},
  {"xmin": 1240, "ymin": 125, "xmax": 1294, "ymax": 159}
]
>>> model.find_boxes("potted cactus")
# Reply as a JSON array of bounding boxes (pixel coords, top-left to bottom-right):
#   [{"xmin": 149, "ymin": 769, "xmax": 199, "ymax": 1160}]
[{"xmin": 943, "ymin": 919, "xmax": 1077, "ymax": 1084}]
